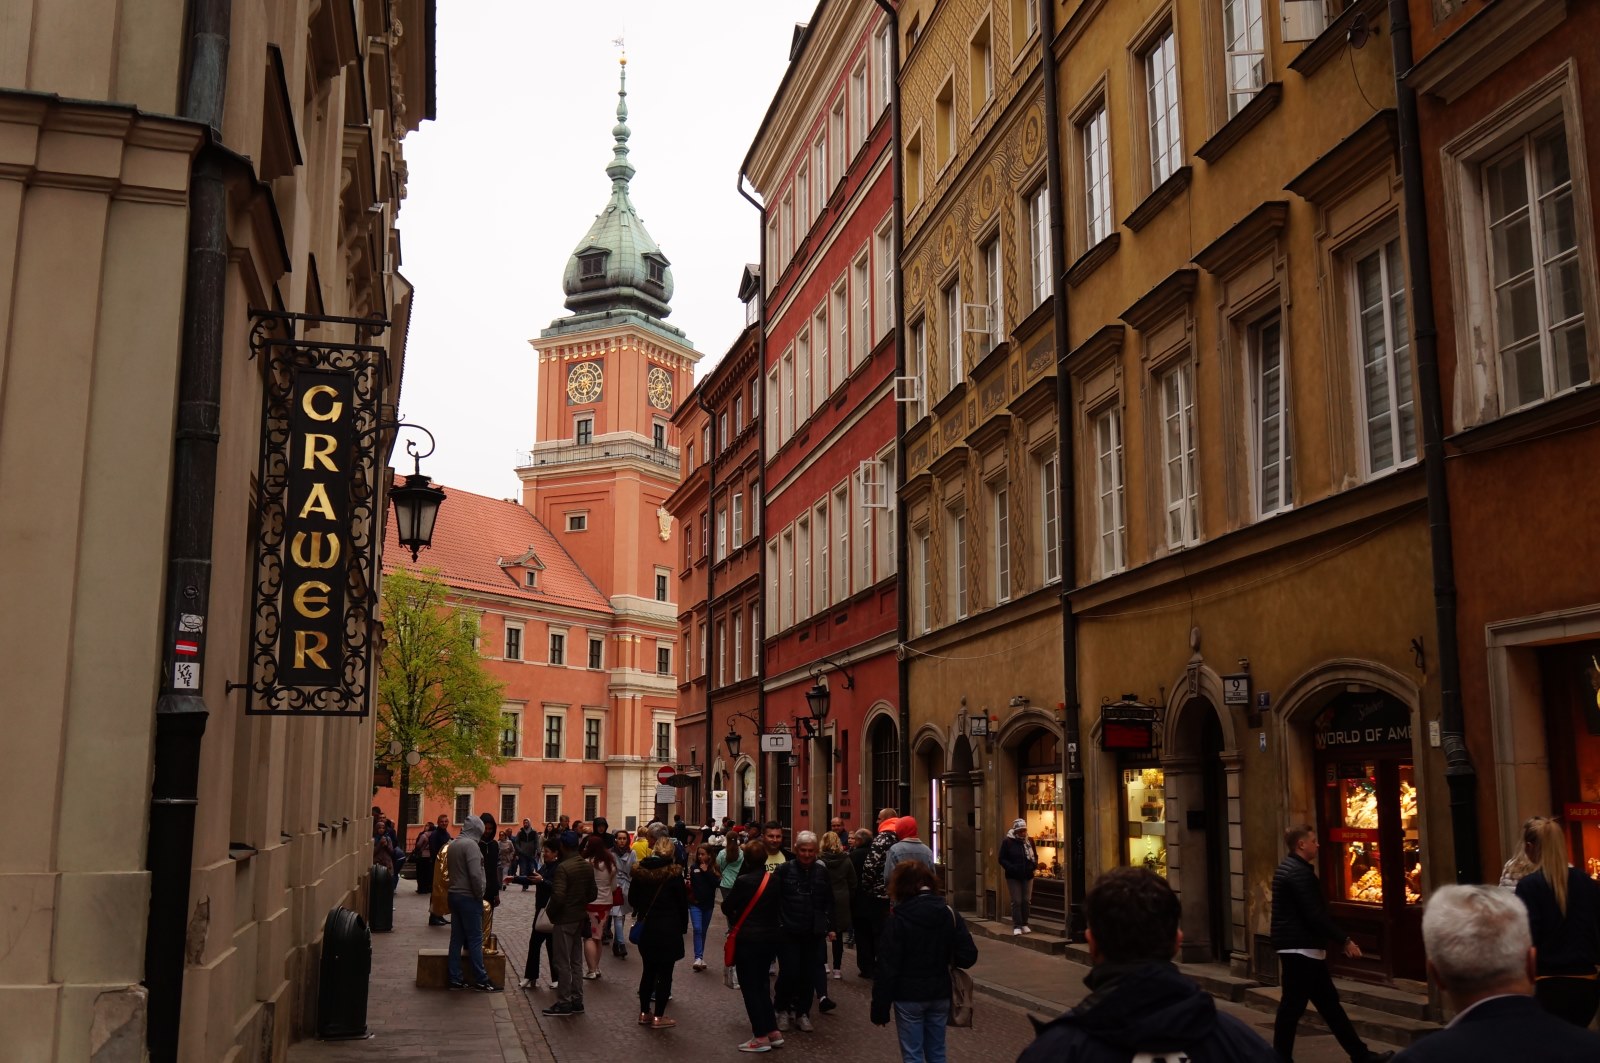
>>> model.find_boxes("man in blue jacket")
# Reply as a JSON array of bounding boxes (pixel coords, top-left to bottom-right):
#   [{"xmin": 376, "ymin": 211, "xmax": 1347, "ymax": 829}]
[{"xmin": 1018, "ymin": 867, "xmax": 1276, "ymax": 1063}]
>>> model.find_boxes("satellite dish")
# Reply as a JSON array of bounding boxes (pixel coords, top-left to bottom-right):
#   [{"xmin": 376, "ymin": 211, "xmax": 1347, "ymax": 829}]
[{"xmin": 1347, "ymin": 11, "xmax": 1373, "ymax": 49}]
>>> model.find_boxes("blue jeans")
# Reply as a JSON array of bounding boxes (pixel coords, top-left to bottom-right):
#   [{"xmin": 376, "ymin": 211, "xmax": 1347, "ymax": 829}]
[
  {"xmin": 893, "ymin": 1000, "xmax": 949, "ymax": 1063},
  {"xmin": 447, "ymin": 893, "xmax": 488, "ymax": 985},
  {"xmin": 689, "ymin": 905, "xmax": 710, "ymax": 960}
]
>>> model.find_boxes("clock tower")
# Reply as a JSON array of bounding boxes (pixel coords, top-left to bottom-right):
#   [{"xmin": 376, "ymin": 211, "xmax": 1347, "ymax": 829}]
[{"xmin": 518, "ymin": 56, "xmax": 698, "ymax": 825}]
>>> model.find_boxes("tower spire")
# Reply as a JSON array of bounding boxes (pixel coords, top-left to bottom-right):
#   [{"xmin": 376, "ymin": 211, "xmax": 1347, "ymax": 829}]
[{"xmin": 606, "ymin": 52, "xmax": 634, "ymax": 192}]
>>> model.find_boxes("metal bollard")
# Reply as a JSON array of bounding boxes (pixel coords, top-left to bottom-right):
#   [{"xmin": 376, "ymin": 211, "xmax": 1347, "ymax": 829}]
[
  {"xmin": 369, "ymin": 864, "xmax": 395, "ymax": 932},
  {"xmin": 316, "ymin": 906, "xmax": 372, "ymax": 1040}
]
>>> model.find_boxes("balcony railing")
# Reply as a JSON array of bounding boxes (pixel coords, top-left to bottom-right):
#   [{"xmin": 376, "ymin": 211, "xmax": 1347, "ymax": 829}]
[{"xmin": 516, "ymin": 437, "xmax": 680, "ymax": 474}]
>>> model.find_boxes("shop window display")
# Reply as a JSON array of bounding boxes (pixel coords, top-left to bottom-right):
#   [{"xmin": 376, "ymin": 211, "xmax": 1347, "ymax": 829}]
[
  {"xmin": 1542, "ymin": 642, "xmax": 1600, "ymax": 880},
  {"xmin": 1019, "ymin": 732, "xmax": 1066, "ymax": 880},
  {"xmin": 1123, "ymin": 767, "xmax": 1167, "ymax": 877}
]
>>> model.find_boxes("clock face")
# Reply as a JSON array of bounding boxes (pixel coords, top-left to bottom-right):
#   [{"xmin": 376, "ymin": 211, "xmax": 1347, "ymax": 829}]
[
  {"xmin": 567, "ymin": 361, "xmax": 603, "ymax": 404},
  {"xmin": 647, "ymin": 366, "xmax": 673, "ymax": 410}
]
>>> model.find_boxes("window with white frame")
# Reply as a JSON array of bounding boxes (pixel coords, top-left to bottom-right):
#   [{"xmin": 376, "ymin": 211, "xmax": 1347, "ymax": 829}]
[
  {"xmin": 717, "ymin": 621, "xmax": 727, "ymax": 686},
  {"xmin": 698, "ymin": 621, "xmax": 708, "ymax": 674},
  {"xmin": 949, "ymin": 508, "xmax": 969, "ymax": 620},
  {"xmin": 1028, "ymin": 183, "xmax": 1053, "ymax": 306},
  {"xmin": 566, "ymin": 511, "xmax": 588, "ymax": 532},
  {"xmin": 1093, "ymin": 407, "xmax": 1127, "ymax": 575},
  {"xmin": 655, "ymin": 568, "xmax": 670, "ymax": 602},
  {"xmin": 575, "ymin": 415, "xmax": 594, "ymax": 445},
  {"xmin": 751, "ymin": 484, "xmax": 761, "ymax": 537},
  {"xmin": 910, "ymin": 319, "xmax": 929, "ymax": 421},
  {"xmin": 504, "ymin": 622, "xmax": 523, "ymax": 661},
  {"xmin": 500, "ymin": 791, "xmax": 518, "ymax": 825},
  {"xmin": 797, "ymin": 329, "xmax": 812, "ymax": 420},
  {"xmin": 1222, "ymin": 0, "xmax": 1265, "ymax": 118},
  {"xmin": 780, "ymin": 350, "xmax": 795, "ymax": 442},
  {"xmin": 906, "ymin": 129, "xmax": 923, "ymax": 209},
  {"xmin": 917, "ymin": 528, "xmax": 932, "ymax": 633},
  {"xmin": 1354, "ymin": 238, "xmax": 1416, "ymax": 474},
  {"xmin": 751, "ymin": 378, "xmax": 760, "ymax": 426},
  {"xmin": 797, "ymin": 163, "xmax": 810, "ymax": 234},
  {"xmin": 851, "ymin": 61, "xmax": 868, "ymax": 154},
  {"xmin": 765, "ymin": 216, "xmax": 780, "ymax": 286},
  {"xmin": 876, "ymin": 221, "xmax": 894, "ymax": 338},
  {"xmin": 797, "ymin": 515, "xmax": 812, "ymax": 619},
  {"xmin": 543, "ymin": 712, "xmax": 564, "ymax": 759},
  {"xmin": 781, "ymin": 190, "xmax": 794, "ymax": 267},
  {"xmin": 830, "ymin": 97, "xmax": 847, "ymax": 187},
  {"xmin": 717, "ymin": 507, "xmax": 727, "ymax": 561},
  {"xmin": 700, "ymin": 512, "xmax": 709, "ymax": 558},
  {"xmin": 942, "ymin": 279, "xmax": 963, "ymax": 391},
  {"xmin": 833, "ymin": 279, "xmax": 851, "ymax": 385},
  {"xmin": 767, "ymin": 367, "xmax": 780, "ymax": 451},
  {"xmin": 1143, "ymin": 27, "xmax": 1182, "ymax": 187},
  {"xmin": 970, "ymin": 18, "xmax": 994, "ymax": 108},
  {"xmin": 1159, "ymin": 362, "xmax": 1200, "ymax": 548},
  {"xmin": 719, "ymin": 411, "xmax": 729, "ymax": 450},
  {"xmin": 656, "ymin": 721, "xmax": 673, "ymax": 762},
  {"xmin": 750, "ymin": 607, "xmax": 760, "ymax": 670},
  {"xmin": 1485, "ymin": 121, "xmax": 1588, "ymax": 411},
  {"xmin": 543, "ymin": 790, "xmax": 560, "ymax": 822},
  {"xmin": 815, "ymin": 499, "xmax": 831, "ymax": 611},
  {"xmin": 813, "ymin": 133, "xmax": 828, "ymax": 214},
  {"xmin": 875, "ymin": 23, "xmax": 893, "ymax": 116},
  {"xmin": 735, "ymin": 394, "xmax": 744, "ymax": 433},
  {"xmin": 1040, "ymin": 453, "xmax": 1061, "ymax": 583},
  {"xmin": 855, "ymin": 467, "xmax": 874, "ymax": 591},
  {"xmin": 833, "ymin": 483, "xmax": 850, "ymax": 601},
  {"xmin": 936, "ymin": 79, "xmax": 956, "ymax": 168},
  {"xmin": 993, "ymin": 484, "xmax": 1011, "ymax": 603},
  {"xmin": 813, "ymin": 305, "xmax": 829, "ymax": 409},
  {"xmin": 501, "ymin": 709, "xmax": 521, "ymax": 757},
  {"xmin": 1082, "ymin": 102, "xmax": 1112, "ymax": 246},
  {"xmin": 732, "ymin": 492, "xmax": 744, "ymax": 549},
  {"xmin": 1249, "ymin": 313, "xmax": 1293, "ymax": 515},
  {"xmin": 981, "ymin": 235, "xmax": 1003, "ymax": 353},
  {"xmin": 657, "ymin": 644, "xmax": 672, "ymax": 676},
  {"xmin": 854, "ymin": 253, "xmax": 871, "ymax": 366},
  {"xmin": 732, "ymin": 612, "xmax": 743, "ymax": 681},
  {"xmin": 876, "ymin": 450, "xmax": 897, "ymax": 577},
  {"xmin": 588, "ymin": 636, "xmax": 603, "ymax": 670},
  {"xmin": 1011, "ymin": 0, "xmax": 1038, "ymax": 52},
  {"xmin": 780, "ymin": 527, "xmax": 794, "ymax": 630},
  {"xmin": 548, "ymin": 630, "xmax": 566, "ymax": 665}
]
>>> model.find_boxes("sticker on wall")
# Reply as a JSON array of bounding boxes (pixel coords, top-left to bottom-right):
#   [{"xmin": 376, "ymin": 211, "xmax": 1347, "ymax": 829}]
[{"xmin": 174, "ymin": 662, "xmax": 201, "ymax": 691}]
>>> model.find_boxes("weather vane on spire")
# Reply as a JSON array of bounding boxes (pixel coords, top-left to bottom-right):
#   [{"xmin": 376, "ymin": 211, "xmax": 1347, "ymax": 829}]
[{"xmin": 613, "ymin": 35, "xmax": 626, "ymax": 65}]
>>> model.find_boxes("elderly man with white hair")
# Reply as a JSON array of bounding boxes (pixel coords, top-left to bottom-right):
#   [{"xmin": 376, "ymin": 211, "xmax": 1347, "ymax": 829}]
[
  {"xmin": 1394, "ymin": 885, "xmax": 1600, "ymax": 1061},
  {"xmin": 773, "ymin": 829, "xmax": 835, "ymax": 1034}
]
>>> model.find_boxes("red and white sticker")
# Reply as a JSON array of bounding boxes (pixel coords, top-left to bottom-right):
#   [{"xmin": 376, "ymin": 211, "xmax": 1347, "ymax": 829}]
[{"xmin": 175, "ymin": 639, "xmax": 199, "ymax": 656}]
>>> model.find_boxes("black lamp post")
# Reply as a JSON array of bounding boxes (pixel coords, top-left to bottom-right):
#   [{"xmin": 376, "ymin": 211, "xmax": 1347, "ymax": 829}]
[
  {"xmin": 389, "ymin": 430, "xmax": 445, "ymax": 561},
  {"xmin": 805, "ymin": 681, "xmax": 830, "ymax": 725},
  {"xmin": 725, "ymin": 729, "xmax": 742, "ymax": 759}
]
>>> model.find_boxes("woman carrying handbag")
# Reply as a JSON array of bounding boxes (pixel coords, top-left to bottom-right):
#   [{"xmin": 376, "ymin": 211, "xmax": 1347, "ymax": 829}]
[
  {"xmin": 723, "ymin": 841, "xmax": 784, "ymax": 1053},
  {"xmin": 871, "ymin": 861, "xmax": 979, "ymax": 1063},
  {"xmin": 505, "ymin": 839, "xmax": 561, "ymax": 990},
  {"xmin": 628, "ymin": 837, "xmax": 690, "ymax": 1029}
]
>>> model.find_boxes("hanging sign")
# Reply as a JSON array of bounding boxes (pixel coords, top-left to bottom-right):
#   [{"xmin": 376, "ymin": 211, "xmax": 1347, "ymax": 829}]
[
  {"xmin": 244, "ymin": 312, "xmax": 387, "ymax": 716},
  {"xmin": 760, "ymin": 732, "xmax": 794, "ymax": 753},
  {"xmin": 1312, "ymin": 693, "xmax": 1411, "ymax": 750},
  {"xmin": 1100, "ymin": 702, "xmax": 1157, "ymax": 752}
]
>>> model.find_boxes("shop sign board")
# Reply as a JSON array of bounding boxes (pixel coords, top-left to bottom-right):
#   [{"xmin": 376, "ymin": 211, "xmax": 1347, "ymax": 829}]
[
  {"xmin": 760, "ymin": 732, "xmax": 793, "ymax": 753},
  {"xmin": 1100, "ymin": 702, "xmax": 1158, "ymax": 751},
  {"xmin": 968, "ymin": 715, "xmax": 990, "ymax": 737},
  {"xmin": 1564, "ymin": 802, "xmax": 1600, "ymax": 821},
  {"xmin": 712, "ymin": 790, "xmax": 729, "ymax": 820},
  {"xmin": 1312, "ymin": 693, "xmax": 1411, "ymax": 751}
]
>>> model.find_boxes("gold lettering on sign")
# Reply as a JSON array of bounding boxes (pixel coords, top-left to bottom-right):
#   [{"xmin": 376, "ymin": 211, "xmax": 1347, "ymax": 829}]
[
  {"xmin": 302, "ymin": 384, "xmax": 344, "ymax": 422},
  {"xmin": 293, "ymin": 580, "xmax": 331, "ymax": 618},
  {"xmin": 294, "ymin": 630, "xmax": 331, "ymax": 670},
  {"xmin": 303, "ymin": 433, "xmax": 339, "ymax": 471},
  {"xmin": 298, "ymin": 482, "xmax": 337, "ymax": 520},
  {"xmin": 290, "ymin": 531, "xmax": 341, "ymax": 568}
]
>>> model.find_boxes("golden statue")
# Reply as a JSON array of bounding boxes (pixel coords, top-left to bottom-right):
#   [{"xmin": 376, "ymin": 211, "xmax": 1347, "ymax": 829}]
[{"xmin": 429, "ymin": 841, "xmax": 498, "ymax": 953}]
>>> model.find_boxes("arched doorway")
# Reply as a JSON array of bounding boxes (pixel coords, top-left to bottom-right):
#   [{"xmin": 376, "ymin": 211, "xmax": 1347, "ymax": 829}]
[
  {"xmin": 1014, "ymin": 728, "xmax": 1067, "ymax": 925},
  {"xmin": 1159, "ymin": 696, "xmax": 1240, "ymax": 965},
  {"xmin": 737, "ymin": 762, "xmax": 756, "ymax": 825},
  {"xmin": 868, "ymin": 715, "xmax": 899, "ymax": 818},
  {"xmin": 946, "ymin": 737, "xmax": 978, "ymax": 909}
]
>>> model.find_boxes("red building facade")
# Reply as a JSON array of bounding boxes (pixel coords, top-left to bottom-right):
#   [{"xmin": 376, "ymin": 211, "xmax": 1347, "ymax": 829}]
[{"xmin": 744, "ymin": 1, "xmax": 901, "ymax": 837}]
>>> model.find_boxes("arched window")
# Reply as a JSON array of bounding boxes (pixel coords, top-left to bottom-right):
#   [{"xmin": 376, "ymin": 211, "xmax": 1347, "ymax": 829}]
[{"xmin": 870, "ymin": 715, "xmax": 899, "ymax": 814}]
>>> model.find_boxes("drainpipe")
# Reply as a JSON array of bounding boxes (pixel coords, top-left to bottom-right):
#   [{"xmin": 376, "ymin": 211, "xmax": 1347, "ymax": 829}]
[
  {"xmin": 697, "ymin": 387, "xmax": 717, "ymax": 827},
  {"xmin": 737, "ymin": 175, "xmax": 767, "ymax": 820},
  {"xmin": 145, "ymin": 0, "xmax": 232, "ymax": 1057},
  {"xmin": 1038, "ymin": 0, "xmax": 1086, "ymax": 938},
  {"xmin": 1387, "ymin": 0, "xmax": 1479, "ymax": 883},
  {"xmin": 873, "ymin": 0, "xmax": 911, "ymax": 820}
]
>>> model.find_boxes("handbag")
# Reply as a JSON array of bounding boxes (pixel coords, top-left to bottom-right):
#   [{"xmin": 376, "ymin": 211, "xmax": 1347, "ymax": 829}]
[
  {"xmin": 629, "ymin": 876, "xmax": 663, "ymax": 945},
  {"xmin": 723, "ymin": 871, "xmax": 772, "ymax": 968},
  {"xmin": 947, "ymin": 906, "xmax": 974, "ymax": 1028},
  {"xmin": 533, "ymin": 907, "xmax": 553, "ymax": 934}
]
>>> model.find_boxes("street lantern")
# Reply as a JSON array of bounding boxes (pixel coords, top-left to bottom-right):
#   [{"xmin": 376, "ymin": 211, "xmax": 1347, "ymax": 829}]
[
  {"xmin": 805, "ymin": 681, "xmax": 830, "ymax": 723},
  {"xmin": 389, "ymin": 429, "xmax": 445, "ymax": 562},
  {"xmin": 404, "ymin": 749, "xmax": 421, "ymax": 766},
  {"xmin": 725, "ymin": 729, "xmax": 742, "ymax": 759},
  {"xmin": 386, "ymin": 739, "xmax": 403, "ymax": 756}
]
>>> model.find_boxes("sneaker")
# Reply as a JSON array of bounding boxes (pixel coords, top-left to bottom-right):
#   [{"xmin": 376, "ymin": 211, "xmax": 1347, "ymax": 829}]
[
  {"xmin": 737, "ymin": 1039, "xmax": 771, "ymax": 1054},
  {"xmin": 776, "ymin": 1011, "xmax": 791, "ymax": 1032},
  {"xmin": 830, "ymin": 968, "xmax": 842, "ymax": 980},
  {"xmin": 541, "ymin": 1003, "xmax": 574, "ymax": 1017},
  {"xmin": 448, "ymin": 979, "xmax": 469, "ymax": 990},
  {"xmin": 1012, "ymin": 927, "xmax": 1024, "ymax": 936},
  {"xmin": 472, "ymin": 981, "xmax": 503, "ymax": 993},
  {"xmin": 583, "ymin": 969, "xmax": 601, "ymax": 980},
  {"xmin": 766, "ymin": 1032, "xmax": 785, "ymax": 1048},
  {"xmin": 795, "ymin": 1013, "xmax": 814, "ymax": 1032},
  {"xmin": 517, "ymin": 978, "xmax": 532, "ymax": 989},
  {"xmin": 650, "ymin": 1017, "xmax": 677, "ymax": 1029},
  {"xmin": 692, "ymin": 958, "xmax": 707, "ymax": 971},
  {"xmin": 569, "ymin": 1003, "xmax": 584, "ymax": 1014},
  {"xmin": 817, "ymin": 997, "xmax": 837, "ymax": 1014},
  {"xmin": 1022, "ymin": 925, "xmax": 1033, "ymax": 934}
]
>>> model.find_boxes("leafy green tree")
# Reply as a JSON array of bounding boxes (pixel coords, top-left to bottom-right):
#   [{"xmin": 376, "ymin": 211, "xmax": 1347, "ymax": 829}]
[{"xmin": 375, "ymin": 566, "xmax": 506, "ymax": 846}]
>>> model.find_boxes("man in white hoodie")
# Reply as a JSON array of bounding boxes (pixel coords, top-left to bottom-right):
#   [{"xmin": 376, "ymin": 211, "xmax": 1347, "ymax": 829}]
[{"xmin": 446, "ymin": 815, "xmax": 501, "ymax": 991}]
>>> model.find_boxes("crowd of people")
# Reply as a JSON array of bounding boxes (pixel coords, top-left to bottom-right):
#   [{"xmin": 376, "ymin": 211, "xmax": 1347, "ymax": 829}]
[{"xmin": 374, "ymin": 803, "xmax": 1600, "ymax": 1062}]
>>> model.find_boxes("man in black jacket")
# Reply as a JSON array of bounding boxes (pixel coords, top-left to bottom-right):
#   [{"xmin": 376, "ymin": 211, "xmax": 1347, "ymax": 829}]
[
  {"xmin": 1018, "ymin": 868, "xmax": 1276, "ymax": 1063},
  {"xmin": 774, "ymin": 831, "xmax": 833, "ymax": 1033},
  {"xmin": 1271, "ymin": 825, "xmax": 1392, "ymax": 1063}
]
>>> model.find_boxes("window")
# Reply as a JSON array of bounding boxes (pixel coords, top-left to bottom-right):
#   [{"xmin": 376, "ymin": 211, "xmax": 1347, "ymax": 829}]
[
  {"xmin": 1028, "ymin": 183, "xmax": 1053, "ymax": 306},
  {"xmin": 780, "ymin": 528, "xmax": 794, "ymax": 630},
  {"xmin": 647, "ymin": 258, "xmax": 666, "ymax": 285},
  {"xmin": 910, "ymin": 319, "xmax": 929, "ymax": 421},
  {"xmin": 766, "ymin": 216, "xmax": 780, "ymax": 284},
  {"xmin": 584, "ymin": 792, "xmax": 599, "ymax": 822},
  {"xmin": 854, "ymin": 253, "xmax": 871, "ymax": 365},
  {"xmin": 813, "ymin": 133, "xmax": 828, "ymax": 213},
  {"xmin": 876, "ymin": 450, "xmax": 897, "ymax": 576},
  {"xmin": 702, "ymin": 425, "xmax": 711, "ymax": 457},
  {"xmin": 584, "ymin": 717, "xmax": 602, "ymax": 760},
  {"xmin": 1011, "ymin": 0, "xmax": 1038, "ymax": 51},
  {"xmin": 402, "ymin": 791, "xmax": 421, "ymax": 826},
  {"xmin": 732, "ymin": 612, "xmax": 743, "ymax": 681},
  {"xmin": 935, "ymin": 79, "xmax": 955, "ymax": 168},
  {"xmin": 1485, "ymin": 122, "xmax": 1588, "ymax": 411},
  {"xmin": 798, "ymin": 515, "xmax": 812, "ymax": 618},
  {"xmin": 830, "ymin": 97, "xmax": 847, "ymax": 188},
  {"xmin": 766, "ymin": 367, "xmax": 780, "ymax": 451},
  {"xmin": 851, "ymin": 61, "xmax": 868, "ymax": 154},
  {"xmin": 544, "ymin": 714, "xmax": 564, "ymax": 759},
  {"xmin": 1143, "ymin": 28, "xmax": 1182, "ymax": 187},
  {"xmin": 716, "ymin": 621, "xmax": 727, "ymax": 685},
  {"xmin": 832, "ymin": 280, "xmax": 850, "ymax": 385},
  {"xmin": 993, "ymin": 486, "xmax": 1010, "ymax": 603},
  {"xmin": 523, "ymin": 569, "xmax": 537, "ymax": 588},
  {"xmin": 656, "ymin": 722, "xmax": 673, "ymax": 762},
  {"xmin": 950, "ymin": 510, "xmax": 968, "ymax": 620},
  {"xmin": 942, "ymin": 279, "xmax": 963, "ymax": 391},
  {"xmin": 655, "ymin": 570, "xmax": 670, "ymax": 602},
  {"xmin": 588, "ymin": 636, "xmax": 603, "ymax": 670},
  {"xmin": 1159, "ymin": 363, "xmax": 1200, "ymax": 547},
  {"xmin": 797, "ymin": 164, "xmax": 810, "ymax": 233},
  {"xmin": 813, "ymin": 306, "xmax": 829, "ymax": 408},
  {"xmin": 751, "ymin": 484, "xmax": 761, "ymax": 537},
  {"xmin": 698, "ymin": 621, "xmax": 707, "ymax": 674},
  {"xmin": 766, "ymin": 542, "xmax": 779, "ymax": 629},
  {"xmin": 657, "ymin": 644, "xmax": 673, "ymax": 676},
  {"xmin": 548, "ymin": 631, "xmax": 566, "ymax": 665},
  {"xmin": 1041, "ymin": 454, "xmax": 1061, "ymax": 583},
  {"xmin": 504, "ymin": 623, "xmax": 522, "ymax": 661},
  {"xmin": 751, "ymin": 378, "xmax": 760, "ymax": 426},
  {"xmin": 653, "ymin": 421, "xmax": 667, "ymax": 449},
  {"xmin": 981, "ymin": 235, "xmax": 1003, "ymax": 353},
  {"xmin": 1093, "ymin": 408, "xmax": 1127, "ymax": 575},
  {"xmin": 970, "ymin": 18, "xmax": 994, "ymax": 109},
  {"xmin": 1222, "ymin": 0, "xmax": 1265, "ymax": 118},
  {"xmin": 833, "ymin": 484, "xmax": 850, "ymax": 601},
  {"xmin": 876, "ymin": 221, "xmax": 894, "ymax": 338},
  {"xmin": 580, "ymin": 252, "xmax": 606, "ymax": 279},
  {"xmin": 1250, "ymin": 314, "xmax": 1293, "ymax": 515},
  {"xmin": 500, "ymin": 792, "xmax": 517, "ymax": 826},
  {"xmin": 575, "ymin": 416, "xmax": 594, "ymax": 445},
  {"xmin": 1081, "ymin": 103, "xmax": 1112, "ymax": 246},
  {"xmin": 501, "ymin": 711, "xmax": 520, "ymax": 757},
  {"xmin": 732, "ymin": 493, "xmax": 744, "ymax": 549},
  {"xmin": 566, "ymin": 512, "xmax": 587, "ymax": 532},
  {"xmin": 700, "ymin": 512, "xmax": 709, "ymax": 558},
  {"xmin": 1354, "ymin": 239, "xmax": 1416, "ymax": 474},
  {"xmin": 815, "ymin": 499, "xmax": 831, "ymax": 611},
  {"xmin": 717, "ymin": 508, "xmax": 728, "ymax": 561},
  {"xmin": 906, "ymin": 129, "xmax": 923, "ymax": 210},
  {"xmin": 544, "ymin": 792, "xmax": 560, "ymax": 822},
  {"xmin": 735, "ymin": 394, "xmax": 744, "ymax": 433},
  {"xmin": 781, "ymin": 350, "xmax": 795, "ymax": 441},
  {"xmin": 455, "ymin": 793, "xmax": 472, "ymax": 823},
  {"xmin": 855, "ymin": 467, "xmax": 874, "ymax": 591},
  {"xmin": 719, "ymin": 411, "xmax": 729, "ymax": 450},
  {"xmin": 874, "ymin": 24, "xmax": 893, "ymax": 116},
  {"xmin": 750, "ymin": 606, "xmax": 760, "ymax": 668},
  {"xmin": 917, "ymin": 529, "xmax": 932, "ymax": 633},
  {"xmin": 798, "ymin": 329, "xmax": 812, "ymax": 419},
  {"xmin": 686, "ymin": 442, "xmax": 695, "ymax": 469},
  {"xmin": 781, "ymin": 190, "xmax": 794, "ymax": 266}
]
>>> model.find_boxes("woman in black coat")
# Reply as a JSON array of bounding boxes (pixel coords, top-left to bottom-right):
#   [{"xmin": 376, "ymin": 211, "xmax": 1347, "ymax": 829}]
[
  {"xmin": 724, "ymin": 840, "xmax": 785, "ymax": 1052},
  {"xmin": 871, "ymin": 861, "xmax": 978, "ymax": 1063},
  {"xmin": 1514, "ymin": 817, "xmax": 1600, "ymax": 1026},
  {"xmin": 629, "ymin": 837, "xmax": 690, "ymax": 1029},
  {"xmin": 506, "ymin": 839, "xmax": 561, "ymax": 990}
]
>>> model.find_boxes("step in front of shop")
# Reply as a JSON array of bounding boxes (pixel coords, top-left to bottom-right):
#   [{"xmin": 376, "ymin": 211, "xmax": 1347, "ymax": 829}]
[
  {"xmin": 1242, "ymin": 984, "xmax": 1438, "ymax": 1046},
  {"xmin": 965, "ymin": 916, "xmax": 1069, "ymax": 955}
]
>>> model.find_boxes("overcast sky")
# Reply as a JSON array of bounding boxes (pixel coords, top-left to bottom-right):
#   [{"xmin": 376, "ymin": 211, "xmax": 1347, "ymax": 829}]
[{"xmin": 395, "ymin": 1, "xmax": 816, "ymax": 497}]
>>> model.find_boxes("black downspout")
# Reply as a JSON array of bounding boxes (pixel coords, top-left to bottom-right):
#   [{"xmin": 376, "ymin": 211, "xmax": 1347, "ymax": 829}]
[
  {"xmin": 1387, "ymin": 0, "xmax": 1479, "ymax": 883},
  {"xmin": 873, "ymin": 0, "xmax": 911, "ymax": 818},
  {"xmin": 1038, "ymin": 0, "xmax": 1086, "ymax": 939},
  {"xmin": 697, "ymin": 387, "xmax": 717, "ymax": 827},
  {"xmin": 146, "ymin": 0, "xmax": 232, "ymax": 1057},
  {"xmin": 737, "ymin": 175, "xmax": 768, "ymax": 820}
]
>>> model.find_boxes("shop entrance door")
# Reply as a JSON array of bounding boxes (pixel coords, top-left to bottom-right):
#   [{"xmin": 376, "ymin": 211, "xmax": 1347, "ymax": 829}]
[{"xmin": 1201, "ymin": 712, "xmax": 1229, "ymax": 963}]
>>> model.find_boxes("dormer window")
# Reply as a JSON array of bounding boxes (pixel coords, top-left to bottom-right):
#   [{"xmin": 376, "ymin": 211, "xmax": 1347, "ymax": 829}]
[
  {"xmin": 647, "ymin": 260, "xmax": 665, "ymax": 284},
  {"xmin": 524, "ymin": 570, "xmax": 538, "ymax": 588},
  {"xmin": 580, "ymin": 251, "xmax": 607, "ymax": 279},
  {"xmin": 644, "ymin": 252, "xmax": 668, "ymax": 288}
]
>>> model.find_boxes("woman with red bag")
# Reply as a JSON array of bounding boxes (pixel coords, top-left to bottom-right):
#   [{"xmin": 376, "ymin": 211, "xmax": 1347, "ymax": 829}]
[{"xmin": 723, "ymin": 840, "xmax": 784, "ymax": 1052}]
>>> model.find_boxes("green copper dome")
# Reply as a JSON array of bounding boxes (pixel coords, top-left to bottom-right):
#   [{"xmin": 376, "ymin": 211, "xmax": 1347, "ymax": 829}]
[{"xmin": 550, "ymin": 59, "xmax": 684, "ymax": 341}]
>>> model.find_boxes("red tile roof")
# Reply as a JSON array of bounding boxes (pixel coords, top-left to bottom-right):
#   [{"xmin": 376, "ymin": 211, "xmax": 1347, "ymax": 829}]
[{"xmin": 382, "ymin": 482, "xmax": 611, "ymax": 613}]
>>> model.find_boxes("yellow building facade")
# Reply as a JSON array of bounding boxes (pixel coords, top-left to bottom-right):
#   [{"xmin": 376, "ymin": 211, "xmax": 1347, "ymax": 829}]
[{"xmin": 1, "ymin": 1, "xmax": 432, "ymax": 1057}]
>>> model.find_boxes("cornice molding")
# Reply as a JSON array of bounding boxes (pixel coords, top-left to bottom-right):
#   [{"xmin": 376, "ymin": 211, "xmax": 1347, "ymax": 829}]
[
  {"xmin": 1285, "ymin": 110, "xmax": 1398, "ymax": 204},
  {"xmin": 1193, "ymin": 201, "xmax": 1289, "ymax": 277},
  {"xmin": 1121, "ymin": 270, "xmax": 1198, "ymax": 332},
  {"xmin": 1406, "ymin": 0, "xmax": 1567, "ymax": 104}
]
